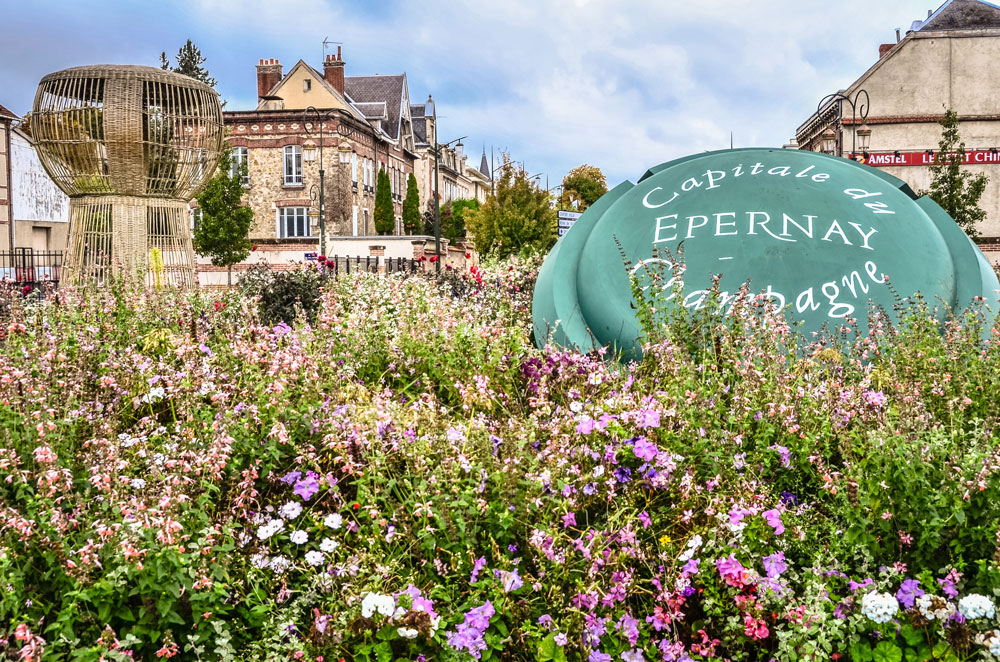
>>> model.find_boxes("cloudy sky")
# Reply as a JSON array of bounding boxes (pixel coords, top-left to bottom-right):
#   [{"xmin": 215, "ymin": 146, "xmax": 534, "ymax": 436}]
[{"xmin": 0, "ymin": 0, "xmax": 944, "ymax": 187}]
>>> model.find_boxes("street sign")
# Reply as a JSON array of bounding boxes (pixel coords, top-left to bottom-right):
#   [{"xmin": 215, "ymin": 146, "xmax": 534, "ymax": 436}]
[
  {"xmin": 533, "ymin": 148, "xmax": 1000, "ymax": 360},
  {"xmin": 304, "ymin": 252, "xmax": 318, "ymax": 261},
  {"xmin": 557, "ymin": 210, "xmax": 583, "ymax": 236},
  {"xmin": 851, "ymin": 149, "xmax": 1000, "ymax": 167}
]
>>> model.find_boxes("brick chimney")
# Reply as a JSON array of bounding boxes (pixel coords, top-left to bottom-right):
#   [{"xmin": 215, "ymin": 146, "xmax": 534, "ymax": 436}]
[
  {"xmin": 256, "ymin": 58, "xmax": 282, "ymax": 102},
  {"xmin": 878, "ymin": 43, "xmax": 894, "ymax": 59},
  {"xmin": 323, "ymin": 46, "xmax": 345, "ymax": 96}
]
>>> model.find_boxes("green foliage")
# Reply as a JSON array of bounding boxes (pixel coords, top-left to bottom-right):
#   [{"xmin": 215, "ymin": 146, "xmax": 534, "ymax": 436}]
[
  {"xmin": 237, "ymin": 262, "xmax": 329, "ymax": 325},
  {"xmin": 193, "ymin": 148, "xmax": 254, "ymax": 286},
  {"xmin": 160, "ymin": 39, "xmax": 218, "ymax": 88},
  {"xmin": 465, "ymin": 156, "xmax": 556, "ymax": 259},
  {"xmin": 402, "ymin": 173, "xmax": 421, "ymax": 235},
  {"xmin": 374, "ymin": 169, "xmax": 394, "ymax": 235},
  {"xmin": 445, "ymin": 198, "xmax": 479, "ymax": 244},
  {"xmin": 558, "ymin": 164, "xmax": 607, "ymax": 211},
  {"xmin": 918, "ymin": 109, "xmax": 989, "ymax": 239}
]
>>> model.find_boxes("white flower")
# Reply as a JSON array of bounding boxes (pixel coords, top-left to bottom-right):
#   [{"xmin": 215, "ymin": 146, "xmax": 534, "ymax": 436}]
[
  {"xmin": 324, "ymin": 513, "xmax": 343, "ymax": 529},
  {"xmin": 130, "ymin": 478, "xmax": 146, "ymax": 489},
  {"xmin": 398, "ymin": 627, "xmax": 419, "ymax": 639},
  {"xmin": 569, "ymin": 401, "xmax": 583, "ymax": 413},
  {"xmin": 279, "ymin": 501, "xmax": 303, "ymax": 519},
  {"xmin": 305, "ymin": 550, "xmax": 325, "ymax": 567},
  {"xmin": 289, "ymin": 530, "xmax": 308, "ymax": 545},
  {"xmin": 960, "ymin": 594, "xmax": 996, "ymax": 620},
  {"xmin": 592, "ymin": 465, "xmax": 604, "ymax": 478},
  {"xmin": 320, "ymin": 537, "xmax": 339, "ymax": 553},
  {"xmin": 361, "ymin": 592, "xmax": 395, "ymax": 619},
  {"xmin": 916, "ymin": 594, "xmax": 954, "ymax": 621},
  {"xmin": 256, "ymin": 518, "xmax": 284, "ymax": 540},
  {"xmin": 860, "ymin": 591, "xmax": 898, "ymax": 624},
  {"xmin": 268, "ymin": 556, "xmax": 291, "ymax": 573},
  {"xmin": 983, "ymin": 630, "xmax": 1000, "ymax": 657},
  {"xmin": 250, "ymin": 553, "xmax": 270, "ymax": 569},
  {"xmin": 141, "ymin": 387, "xmax": 166, "ymax": 403}
]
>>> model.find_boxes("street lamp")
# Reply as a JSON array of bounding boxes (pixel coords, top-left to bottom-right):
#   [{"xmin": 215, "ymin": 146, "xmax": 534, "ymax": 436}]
[
  {"xmin": 433, "ymin": 134, "xmax": 467, "ymax": 273},
  {"xmin": 816, "ymin": 88, "xmax": 870, "ymax": 157},
  {"xmin": 303, "ymin": 106, "xmax": 362, "ymax": 255}
]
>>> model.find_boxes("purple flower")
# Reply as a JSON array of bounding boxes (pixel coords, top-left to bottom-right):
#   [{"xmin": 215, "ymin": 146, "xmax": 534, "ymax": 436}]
[
  {"xmin": 470, "ymin": 557, "xmax": 487, "ymax": 583},
  {"xmin": 938, "ymin": 576, "xmax": 959, "ymax": 599},
  {"xmin": 896, "ymin": 579, "xmax": 924, "ymax": 609},
  {"xmin": 779, "ymin": 491, "xmax": 800, "ymax": 506},
  {"xmin": 681, "ymin": 558, "xmax": 699, "ymax": 576},
  {"xmin": 199, "ymin": 343, "xmax": 213, "ymax": 357},
  {"xmin": 622, "ymin": 650, "xmax": 645, "ymax": 662},
  {"xmin": 576, "ymin": 417, "xmax": 597, "ymax": 434},
  {"xmin": 279, "ymin": 471, "xmax": 302, "ymax": 485},
  {"xmin": 293, "ymin": 473, "xmax": 320, "ymax": 501},
  {"xmin": 537, "ymin": 614, "xmax": 554, "ymax": 630},
  {"xmin": 636, "ymin": 408, "xmax": 660, "ymax": 429},
  {"xmin": 762, "ymin": 509, "xmax": 785, "ymax": 535},
  {"xmin": 583, "ymin": 482, "xmax": 597, "ymax": 495},
  {"xmin": 614, "ymin": 467, "xmax": 632, "ymax": 483},
  {"xmin": 490, "ymin": 435, "xmax": 502, "ymax": 456},
  {"xmin": 864, "ymin": 390, "xmax": 887, "ymax": 407},
  {"xmin": 616, "ymin": 613, "xmax": 640, "ymax": 646},
  {"xmin": 588, "ymin": 652, "xmax": 612, "ymax": 662},
  {"xmin": 769, "ymin": 444, "xmax": 791, "ymax": 467},
  {"xmin": 632, "ymin": 437, "xmax": 658, "ymax": 462},
  {"xmin": 446, "ymin": 601, "xmax": 495, "ymax": 659},
  {"xmin": 762, "ymin": 552, "xmax": 787, "ymax": 579},
  {"xmin": 638, "ymin": 511, "xmax": 652, "ymax": 529},
  {"xmin": 849, "ymin": 578, "xmax": 874, "ymax": 592},
  {"xmin": 498, "ymin": 568, "xmax": 523, "ymax": 593},
  {"xmin": 562, "ymin": 512, "xmax": 577, "ymax": 528}
]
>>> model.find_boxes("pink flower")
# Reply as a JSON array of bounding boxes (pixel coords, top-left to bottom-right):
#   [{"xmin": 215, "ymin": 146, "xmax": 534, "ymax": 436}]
[
  {"xmin": 562, "ymin": 512, "xmax": 577, "ymax": 528},
  {"xmin": 762, "ymin": 509, "xmax": 785, "ymax": 535}
]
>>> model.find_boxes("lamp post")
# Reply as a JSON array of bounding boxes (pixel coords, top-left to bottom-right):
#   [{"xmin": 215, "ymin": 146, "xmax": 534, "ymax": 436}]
[
  {"xmin": 304, "ymin": 106, "xmax": 363, "ymax": 255},
  {"xmin": 433, "ymin": 134, "xmax": 467, "ymax": 273},
  {"xmin": 816, "ymin": 89, "xmax": 870, "ymax": 157}
]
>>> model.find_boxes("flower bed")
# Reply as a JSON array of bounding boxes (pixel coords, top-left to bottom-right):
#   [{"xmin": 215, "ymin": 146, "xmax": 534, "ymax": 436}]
[{"xmin": 3, "ymin": 260, "xmax": 1000, "ymax": 661}]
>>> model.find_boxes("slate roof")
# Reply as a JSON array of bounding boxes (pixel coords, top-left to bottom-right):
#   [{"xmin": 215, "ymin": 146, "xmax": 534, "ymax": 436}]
[
  {"xmin": 412, "ymin": 117, "xmax": 428, "ymax": 144},
  {"xmin": 0, "ymin": 103, "xmax": 16, "ymax": 120},
  {"xmin": 354, "ymin": 102, "xmax": 387, "ymax": 120},
  {"xmin": 345, "ymin": 74, "xmax": 405, "ymax": 140},
  {"xmin": 920, "ymin": 0, "xmax": 1000, "ymax": 30},
  {"xmin": 480, "ymin": 150, "xmax": 490, "ymax": 178},
  {"xmin": 411, "ymin": 104, "xmax": 425, "ymax": 118}
]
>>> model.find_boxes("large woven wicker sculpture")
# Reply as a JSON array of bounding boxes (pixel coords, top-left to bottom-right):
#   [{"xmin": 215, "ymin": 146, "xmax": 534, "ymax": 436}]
[{"xmin": 28, "ymin": 65, "xmax": 224, "ymax": 287}]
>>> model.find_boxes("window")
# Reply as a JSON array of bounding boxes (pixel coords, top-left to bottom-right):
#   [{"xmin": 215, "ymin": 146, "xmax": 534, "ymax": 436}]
[
  {"xmin": 352, "ymin": 205, "xmax": 359, "ymax": 236},
  {"xmin": 283, "ymin": 145, "xmax": 302, "ymax": 185},
  {"xmin": 303, "ymin": 78, "xmax": 311, "ymax": 93},
  {"xmin": 279, "ymin": 207, "xmax": 310, "ymax": 237},
  {"xmin": 190, "ymin": 207, "xmax": 202, "ymax": 231},
  {"xmin": 352, "ymin": 152, "xmax": 357, "ymax": 185},
  {"xmin": 231, "ymin": 146, "xmax": 249, "ymax": 185}
]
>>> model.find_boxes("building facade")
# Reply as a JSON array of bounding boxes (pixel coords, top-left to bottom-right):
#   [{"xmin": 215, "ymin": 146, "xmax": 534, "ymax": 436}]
[
  {"xmin": 11, "ymin": 126, "xmax": 69, "ymax": 251},
  {"xmin": 221, "ymin": 49, "xmax": 419, "ymax": 253},
  {"xmin": 794, "ymin": 0, "xmax": 1000, "ymax": 259}
]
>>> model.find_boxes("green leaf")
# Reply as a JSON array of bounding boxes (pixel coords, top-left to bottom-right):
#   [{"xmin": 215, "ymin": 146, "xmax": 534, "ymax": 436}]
[
  {"xmin": 872, "ymin": 641, "xmax": 902, "ymax": 662},
  {"xmin": 375, "ymin": 641, "xmax": 393, "ymax": 662},
  {"xmin": 537, "ymin": 634, "xmax": 557, "ymax": 661},
  {"xmin": 899, "ymin": 624, "xmax": 923, "ymax": 647}
]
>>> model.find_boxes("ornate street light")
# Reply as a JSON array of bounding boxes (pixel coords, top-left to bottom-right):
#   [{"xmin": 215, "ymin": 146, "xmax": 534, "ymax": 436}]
[
  {"xmin": 856, "ymin": 123, "xmax": 872, "ymax": 155},
  {"xmin": 820, "ymin": 129, "xmax": 837, "ymax": 155},
  {"xmin": 433, "ymin": 134, "xmax": 467, "ymax": 273},
  {"xmin": 816, "ymin": 89, "xmax": 870, "ymax": 157},
  {"xmin": 303, "ymin": 106, "xmax": 364, "ymax": 255}
]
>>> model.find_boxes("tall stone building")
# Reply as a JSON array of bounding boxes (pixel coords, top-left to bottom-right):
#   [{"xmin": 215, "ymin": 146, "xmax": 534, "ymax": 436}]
[
  {"xmin": 222, "ymin": 48, "xmax": 419, "ymax": 251},
  {"xmin": 794, "ymin": 0, "xmax": 1000, "ymax": 258}
]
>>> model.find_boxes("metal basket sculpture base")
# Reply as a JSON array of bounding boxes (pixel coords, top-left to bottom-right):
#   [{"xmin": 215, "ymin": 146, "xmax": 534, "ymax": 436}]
[{"xmin": 66, "ymin": 196, "xmax": 195, "ymax": 287}]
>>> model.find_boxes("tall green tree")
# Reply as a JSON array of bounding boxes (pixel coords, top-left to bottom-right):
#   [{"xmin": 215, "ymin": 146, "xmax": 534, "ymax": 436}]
[
  {"xmin": 193, "ymin": 148, "xmax": 254, "ymax": 286},
  {"xmin": 465, "ymin": 156, "xmax": 556, "ymax": 258},
  {"xmin": 446, "ymin": 198, "xmax": 479, "ymax": 244},
  {"xmin": 402, "ymin": 173, "xmax": 420, "ymax": 234},
  {"xmin": 374, "ymin": 169, "xmax": 395, "ymax": 235},
  {"xmin": 919, "ymin": 109, "xmax": 989, "ymax": 239},
  {"xmin": 160, "ymin": 40, "xmax": 218, "ymax": 88},
  {"xmin": 559, "ymin": 164, "xmax": 608, "ymax": 211}
]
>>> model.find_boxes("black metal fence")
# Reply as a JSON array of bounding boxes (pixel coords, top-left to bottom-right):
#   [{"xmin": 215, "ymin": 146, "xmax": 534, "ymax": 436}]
[
  {"xmin": 0, "ymin": 248, "xmax": 64, "ymax": 288},
  {"xmin": 323, "ymin": 255, "xmax": 425, "ymax": 276}
]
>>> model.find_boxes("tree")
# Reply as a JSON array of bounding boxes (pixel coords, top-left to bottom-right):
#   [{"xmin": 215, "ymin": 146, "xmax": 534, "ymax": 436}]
[
  {"xmin": 559, "ymin": 164, "xmax": 608, "ymax": 211},
  {"xmin": 374, "ymin": 169, "xmax": 395, "ymax": 235},
  {"xmin": 446, "ymin": 198, "xmax": 479, "ymax": 244},
  {"xmin": 919, "ymin": 109, "xmax": 989, "ymax": 239},
  {"xmin": 465, "ymin": 155, "xmax": 556, "ymax": 259},
  {"xmin": 402, "ymin": 173, "xmax": 420, "ymax": 234},
  {"xmin": 193, "ymin": 148, "xmax": 254, "ymax": 287},
  {"xmin": 160, "ymin": 40, "xmax": 218, "ymax": 88}
]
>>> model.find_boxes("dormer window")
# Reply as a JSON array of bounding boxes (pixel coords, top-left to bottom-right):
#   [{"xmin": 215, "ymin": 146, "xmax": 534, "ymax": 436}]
[{"xmin": 303, "ymin": 79, "xmax": 312, "ymax": 93}]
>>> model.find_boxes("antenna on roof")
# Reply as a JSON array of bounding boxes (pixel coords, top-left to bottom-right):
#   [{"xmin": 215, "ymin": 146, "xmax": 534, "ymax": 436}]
[{"xmin": 322, "ymin": 37, "xmax": 342, "ymax": 62}]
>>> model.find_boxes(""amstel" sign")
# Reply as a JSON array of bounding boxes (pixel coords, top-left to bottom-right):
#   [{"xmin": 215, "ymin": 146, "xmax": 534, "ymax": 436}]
[
  {"xmin": 851, "ymin": 149, "xmax": 1000, "ymax": 167},
  {"xmin": 532, "ymin": 148, "xmax": 1000, "ymax": 359}
]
